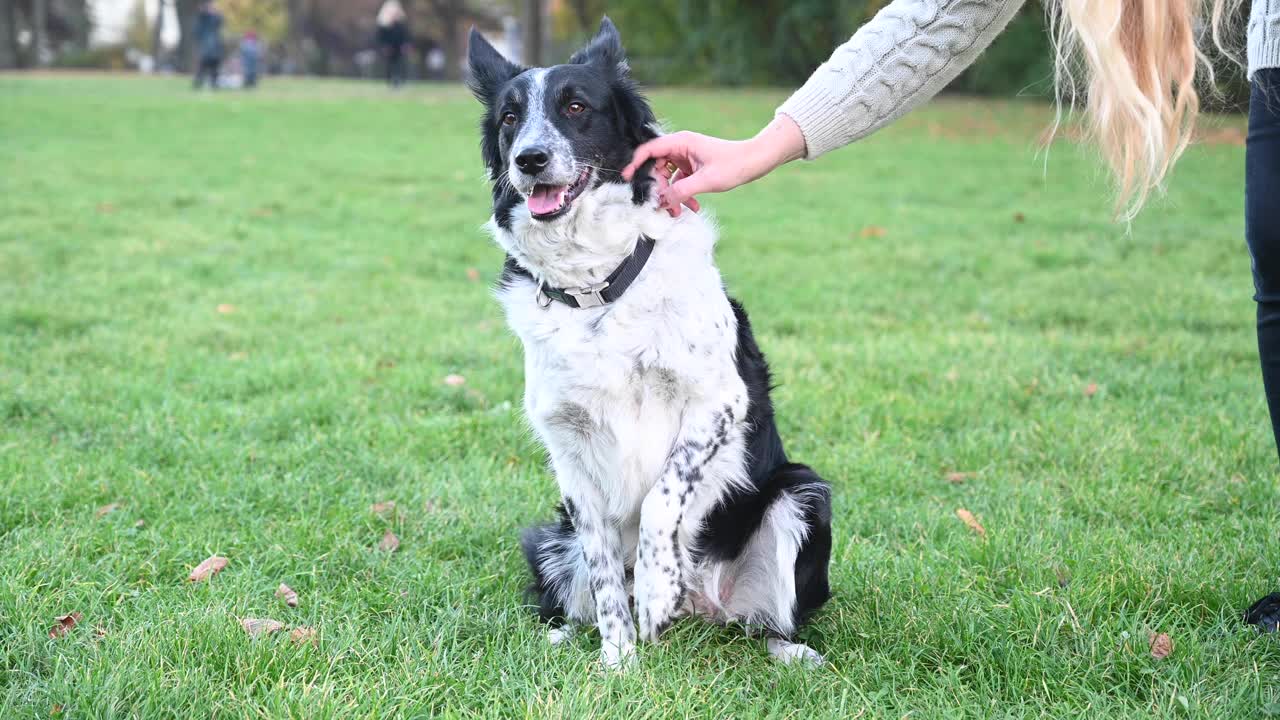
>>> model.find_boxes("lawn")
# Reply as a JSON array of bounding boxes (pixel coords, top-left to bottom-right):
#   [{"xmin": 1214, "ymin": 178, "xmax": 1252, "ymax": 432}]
[{"xmin": 0, "ymin": 74, "xmax": 1276, "ymax": 718}]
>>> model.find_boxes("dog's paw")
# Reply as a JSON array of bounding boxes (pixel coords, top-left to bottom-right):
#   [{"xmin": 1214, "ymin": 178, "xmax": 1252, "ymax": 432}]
[
  {"xmin": 599, "ymin": 638, "xmax": 636, "ymax": 671},
  {"xmin": 635, "ymin": 565, "xmax": 682, "ymax": 642},
  {"xmin": 766, "ymin": 638, "xmax": 825, "ymax": 666},
  {"xmin": 547, "ymin": 625, "xmax": 576, "ymax": 646}
]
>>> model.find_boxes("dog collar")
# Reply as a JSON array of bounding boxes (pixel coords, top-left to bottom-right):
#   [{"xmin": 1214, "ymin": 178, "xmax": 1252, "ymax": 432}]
[{"xmin": 536, "ymin": 236, "xmax": 655, "ymax": 309}]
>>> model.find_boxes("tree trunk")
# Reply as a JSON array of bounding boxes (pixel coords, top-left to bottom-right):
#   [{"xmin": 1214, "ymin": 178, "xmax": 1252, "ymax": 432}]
[
  {"xmin": 175, "ymin": 0, "xmax": 199, "ymax": 72},
  {"xmin": 0, "ymin": 1, "xmax": 17, "ymax": 69},
  {"xmin": 32, "ymin": 0, "xmax": 46, "ymax": 65},
  {"xmin": 523, "ymin": 0, "xmax": 542, "ymax": 67},
  {"xmin": 151, "ymin": 0, "xmax": 166, "ymax": 67},
  {"xmin": 285, "ymin": 0, "xmax": 304, "ymax": 74}
]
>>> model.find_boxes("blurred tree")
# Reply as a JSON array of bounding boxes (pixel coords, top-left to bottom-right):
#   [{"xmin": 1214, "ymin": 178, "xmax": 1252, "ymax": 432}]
[
  {"xmin": 152, "ymin": 0, "xmax": 167, "ymax": 64},
  {"xmin": 32, "ymin": 0, "xmax": 46, "ymax": 64},
  {"xmin": 175, "ymin": 0, "xmax": 199, "ymax": 70},
  {"xmin": 221, "ymin": 0, "xmax": 288, "ymax": 43},
  {"xmin": 0, "ymin": 1, "xmax": 17, "ymax": 68},
  {"xmin": 126, "ymin": 0, "xmax": 152, "ymax": 51},
  {"xmin": 523, "ymin": 0, "xmax": 541, "ymax": 66}
]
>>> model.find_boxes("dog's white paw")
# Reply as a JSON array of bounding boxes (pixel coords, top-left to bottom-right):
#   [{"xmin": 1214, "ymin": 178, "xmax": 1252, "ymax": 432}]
[
  {"xmin": 766, "ymin": 638, "xmax": 825, "ymax": 666},
  {"xmin": 635, "ymin": 564, "xmax": 682, "ymax": 642},
  {"xmin": 547, "ymin": 625, "xmax": 576, "ymax": 646},
  {"xmin": 599, "ymin": 638, "xmax": 636, "ymax": 671}
]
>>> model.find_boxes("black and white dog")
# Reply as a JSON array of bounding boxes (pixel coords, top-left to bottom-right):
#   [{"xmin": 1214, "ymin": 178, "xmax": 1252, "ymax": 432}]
[{"xmin": 468, "ymin": 19, "xmax": 832, "ymax": 669}]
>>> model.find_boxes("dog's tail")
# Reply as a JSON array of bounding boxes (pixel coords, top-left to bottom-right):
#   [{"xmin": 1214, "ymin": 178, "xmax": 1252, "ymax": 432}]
[{"xmin": 520, "ymin": 508, "xmax": 594, "ymax": 625}]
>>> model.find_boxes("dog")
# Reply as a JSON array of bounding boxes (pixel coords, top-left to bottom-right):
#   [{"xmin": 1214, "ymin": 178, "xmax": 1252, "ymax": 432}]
[{"xmin": 467, "ymin": 18, "xmax": 832, "ymax": 669}]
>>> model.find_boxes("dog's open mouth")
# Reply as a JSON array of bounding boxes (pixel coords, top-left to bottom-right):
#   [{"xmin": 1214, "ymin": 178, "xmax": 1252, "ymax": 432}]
[{"xmin": 527, "ymin": 168, "xmax": 592, "ymax": 220}]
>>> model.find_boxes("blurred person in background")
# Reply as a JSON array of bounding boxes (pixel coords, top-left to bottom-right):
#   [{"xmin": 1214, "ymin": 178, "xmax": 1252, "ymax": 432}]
[
  {"xmin": 191, "ymin": 0, "xmax": 225, "ymax": 90},
  {"xmin": 377, "ymin": 0, "xmax": 410, "ymax": 88},
  {"xmin": 240, "ymin": 30, "xmax": 261, "ymax": 89}
]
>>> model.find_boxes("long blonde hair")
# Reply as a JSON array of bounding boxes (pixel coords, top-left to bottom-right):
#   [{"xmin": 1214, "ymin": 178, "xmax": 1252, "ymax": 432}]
[
  {"xmin": 1052, "ymin": 0, "xmax": 1243, "ymax": 218},
  {"xmin": 377, "ymin": 0, "xmax": 406, "ymax": 28}
]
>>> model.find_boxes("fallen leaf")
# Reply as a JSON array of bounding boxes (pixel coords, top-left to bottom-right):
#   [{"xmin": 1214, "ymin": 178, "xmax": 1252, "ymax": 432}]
[
  {"xmin": 858, "ymin": 225, "xmax": 887, "ymax": 239},
  {"xmin": 240, "ymin": 618, "xmax": 286, "ymax": 637},
  {"xmin": 289, "ymin": 626, "xmax": 317, "ymax": 645},
  {"xmin": 955, "ymin": 508, "xmax": 986, "ymax": 537},
  {"xmin": 96, "ymin": 202, "xmax": 116, "ymax": 214},
  {"xmin": 276, "ymin": 583, "xmax": 299, "ymax": 608},
  {"xmin": 944, "ymin": 368, "xmax": 959, "ymax": 383},
  {"xmin": 133, "ymin": 519, "xmax": 146, "ymax": 529},
  {"xmin": 466, "ymin": 267, "xmax": 480, "ymax": 282},
  {"xmin": 95, "ymin": 503, "xmax": 120, "ymax": 518},
  {"xmin": 93, "ymin": 626, "xmax": 108, "ymax": 640},
  {"xmin": 228, "ymin": 351, "xmax": 248, "ymax": 361},
  {"xmin": 49, "ymin": 612, "xmax": 82, "ymax": 638},
  {"xmin": 216, "ymin": 304, "xmax": 236, "ymax": 314},
  {"xmin": 188, "ymin": 555, "xmax": 229, "ymax": 582},
  {"xmin": 443, "ymin": 374, "xmax": 466, "ymax": 387},
  {"xmin": 51, "ymin": 704, "xmax": 64, "ymax": 716},
  {"xmin": 1013, "ymin": 212, "xmax": 1026, "ymax": 223},
  {"xmin": 1084, "ymin": 382, "xmax": 1099, "ymax": 398},
  {"xmin": 1149, "ymin": 632, "xmax": 1173, "ymax": 659},
  {"xmin": 371, "ymin": 501, "xmax": 397, "ymax": 516},
  {"xmin": 378, "ymin": 530, "xmax": 400, "ymax": 553},
  {"xmin": 945, "ymin": 471, "xmax": 974, "ymax": 484}
]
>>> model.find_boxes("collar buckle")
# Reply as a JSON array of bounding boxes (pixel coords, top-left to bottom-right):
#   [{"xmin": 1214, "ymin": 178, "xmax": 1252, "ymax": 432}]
[{"xmin": 565, "ymin": 280, "xmax": 610, "ymax": 308}]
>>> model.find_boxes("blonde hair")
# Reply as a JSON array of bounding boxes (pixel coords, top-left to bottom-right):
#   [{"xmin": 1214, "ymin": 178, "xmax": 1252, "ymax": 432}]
[
  {"xmin": 1051, "ymin": 0, "xmax": 1243, "ymax": 219},
  {"xmin": 377, "ymin": 0, "xmax": 406, "ymax": 28}
]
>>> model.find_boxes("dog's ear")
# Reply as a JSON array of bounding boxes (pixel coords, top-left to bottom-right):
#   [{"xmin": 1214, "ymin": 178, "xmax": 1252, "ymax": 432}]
[
  {"xmin": 467, "ymin": 27, "xmax": 521, "ymax": 106},
  {"xmin": 569, "ymin": 16, "xmax": 626, "ymax": 73}
]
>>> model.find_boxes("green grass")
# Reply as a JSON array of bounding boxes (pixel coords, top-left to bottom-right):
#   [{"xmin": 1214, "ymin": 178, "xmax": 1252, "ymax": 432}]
[{"xmin": 0, "ymin": 74, "xmax": 1276, "ymax": 718}]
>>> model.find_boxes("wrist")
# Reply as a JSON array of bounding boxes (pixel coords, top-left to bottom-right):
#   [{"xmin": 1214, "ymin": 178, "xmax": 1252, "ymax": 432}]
[{"xmin": 749, "ymin": 115, "xmax": 807, "ymax": 170}]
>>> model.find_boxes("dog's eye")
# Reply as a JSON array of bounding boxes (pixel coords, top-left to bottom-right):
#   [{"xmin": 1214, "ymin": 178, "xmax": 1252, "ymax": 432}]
[
  {"xmin": 502, "ymin": 112, "xmax": 518, "ymax": 126},
  {"xmin": 566, "ymin": 102, "xmax": 586, "ymax": 115}
]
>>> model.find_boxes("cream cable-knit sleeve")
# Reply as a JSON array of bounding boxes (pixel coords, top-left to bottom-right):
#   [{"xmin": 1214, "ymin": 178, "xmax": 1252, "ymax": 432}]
[{"xmin": 778, "ymin": 0, "xmax": 1025, "ymax": 159}]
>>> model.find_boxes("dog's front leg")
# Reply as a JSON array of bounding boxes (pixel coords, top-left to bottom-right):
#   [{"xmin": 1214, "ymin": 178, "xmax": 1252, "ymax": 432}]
[
  {"xmin": 557, "ymin": 471, "xmax": 635, "ymax": 670},
  {"xmin": 635, "ymin": 401, "xmax": 741, "ymax": 642}
]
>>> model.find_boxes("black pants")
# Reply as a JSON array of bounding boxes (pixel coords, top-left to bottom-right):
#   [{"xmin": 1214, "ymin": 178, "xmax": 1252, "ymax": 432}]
[
  {"xmin": 193, "ymin": 57, "xmax": 221, "ymax": 89},
  {"xmin": 386, "ymin": 50, "xmax": 406, "ymax": 87},
  {"xmin": 1249, "ymin": 69, "xmax": 1280, "ymax": 456}
]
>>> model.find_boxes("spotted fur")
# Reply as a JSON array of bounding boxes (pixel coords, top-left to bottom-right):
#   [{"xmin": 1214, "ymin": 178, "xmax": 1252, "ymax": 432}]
[{"xmin": 470, "ymin": 18, "xmax": 832, "ymax": 669}]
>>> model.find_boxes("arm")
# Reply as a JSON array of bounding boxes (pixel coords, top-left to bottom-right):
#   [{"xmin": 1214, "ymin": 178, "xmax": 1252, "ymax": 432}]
[
  {"xmin": 623, "ymin": 0, "xmax": 1026, "ymax": 213},
  {"xmin": 779, "ymin": 0, "xmax": 1025, "ymax": 159}
]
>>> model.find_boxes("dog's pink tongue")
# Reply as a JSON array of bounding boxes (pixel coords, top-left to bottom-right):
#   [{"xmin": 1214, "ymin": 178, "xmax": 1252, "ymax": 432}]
[{"xmin": 527, "ymin": 185, "xmax": 565, "ymax": 215}]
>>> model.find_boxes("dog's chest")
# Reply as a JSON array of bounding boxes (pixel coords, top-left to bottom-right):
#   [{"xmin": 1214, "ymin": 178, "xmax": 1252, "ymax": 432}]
[{"xmin": 501, "ymin": 269, "xmax": 737, "ymax": 511}]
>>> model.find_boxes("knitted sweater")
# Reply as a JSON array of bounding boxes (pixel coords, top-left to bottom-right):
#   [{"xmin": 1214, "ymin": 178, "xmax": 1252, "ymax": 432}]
[{"xmin": 779, "ymin": 0, "xmax": 1280, "ymax": 160}]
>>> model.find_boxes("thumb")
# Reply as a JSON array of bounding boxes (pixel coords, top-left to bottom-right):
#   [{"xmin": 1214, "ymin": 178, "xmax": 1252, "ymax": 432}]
[{"xmin": 662, "ymin": 171, "xmax": 716, "ymax": 209}]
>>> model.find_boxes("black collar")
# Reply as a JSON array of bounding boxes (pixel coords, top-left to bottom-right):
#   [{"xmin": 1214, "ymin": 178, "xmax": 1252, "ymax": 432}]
[{"xmin": 536, "ymin": 236, "xmax": 655, "ymax": 309}]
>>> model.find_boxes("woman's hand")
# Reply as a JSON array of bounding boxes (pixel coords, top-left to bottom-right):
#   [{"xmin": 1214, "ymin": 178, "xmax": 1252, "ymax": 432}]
[{"xmin": 621, "ymin": 115, "xmax": 807, "ymax": 217}]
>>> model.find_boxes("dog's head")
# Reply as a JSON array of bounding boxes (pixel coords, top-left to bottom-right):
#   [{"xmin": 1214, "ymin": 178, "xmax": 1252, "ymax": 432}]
[{"xmin": 468, "ymin": 18, "xmax": 658, "ymax": 230}]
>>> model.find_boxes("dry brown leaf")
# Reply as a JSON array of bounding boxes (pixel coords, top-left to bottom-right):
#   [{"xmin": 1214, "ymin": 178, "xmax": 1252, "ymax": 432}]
[
  {"xmin": 1084, "ymin": 382, "xmax": 1099, "ymax": 398},
  {"xmin": 240, "ymin": 618, "xmax": 286, "ymax": 637},
  {"xmin": 858, "ymin": 225, "xmax": 887, "ymax": 239},
  {"xmin": 216, "ymin": 304, "xmax": 236, "ymax": 314},
  {"xmin": 289, "ymin": 626, "xmax": 317, "ymax": 645},
  {"xmin": 49, "ymin": 612, "xmax": 82, "ymax": 639},
  {"xmin": 443, "ymin": 374, "xmax": 466, "ymax": 387},
  {"xmin": 188, "ymin": 555, "xmax": 229, "ymax": 582},
  {"xmin": 1013, "ymin": 212, "xmax": 1026, "ymax": 223},
  {"xmin": 466, "ymin": 267, "xmax": 480, "ymax": 282},
  {"xmin": 378, "ymin": 530, "xmax": 400, "ymax": 553},
  {"xmin": 95, "ymin": 503, "xmax": 120, "ymax": 518},
  {"xmin": 93, "ymin": 626, "xmax": 108, "ymax": 640},
  {"xmin": 96, "ymin": 202, "xmax": 116, "ymax": 214},
  {"xmin": 51, "ymin": 704, "xmax": 64, "ymax": 716},
  {"xmin": 371, "ymin": 501, "xmax": 397, "ymax": 516},
  {"xmin": 133, "ymin": 519, "xmax": 146, "ymax": 529},
  {"xmin": 955, "ymin": 508, "xmax": 987, "ymax": 537},
  {"xmin": 945, "ymin": 471, "xmax": 974, "ymax": 484},
  {"xmin": 1149, "ymin": 632, "xmax": 1173, "ymax": 659},
  {"xmin": 276, "ymin": 583, "xmax": 299, "ymax": 608}
]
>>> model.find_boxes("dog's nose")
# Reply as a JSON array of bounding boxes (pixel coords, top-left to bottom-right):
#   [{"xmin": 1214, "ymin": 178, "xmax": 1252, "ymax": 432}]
[{"xmin": 515, "ymin": 148, "xmax": 550, "ymax": 175}]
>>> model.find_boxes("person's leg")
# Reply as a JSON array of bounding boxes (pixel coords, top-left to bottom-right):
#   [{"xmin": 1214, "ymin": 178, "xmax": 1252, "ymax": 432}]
[
  {"xmin": 1245, "ymin": 68, "xmax": 1280, "ymax": 632},
  {"xmin": 210, "ymin": 59, "xmax": 220, "ymax": 90}
]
